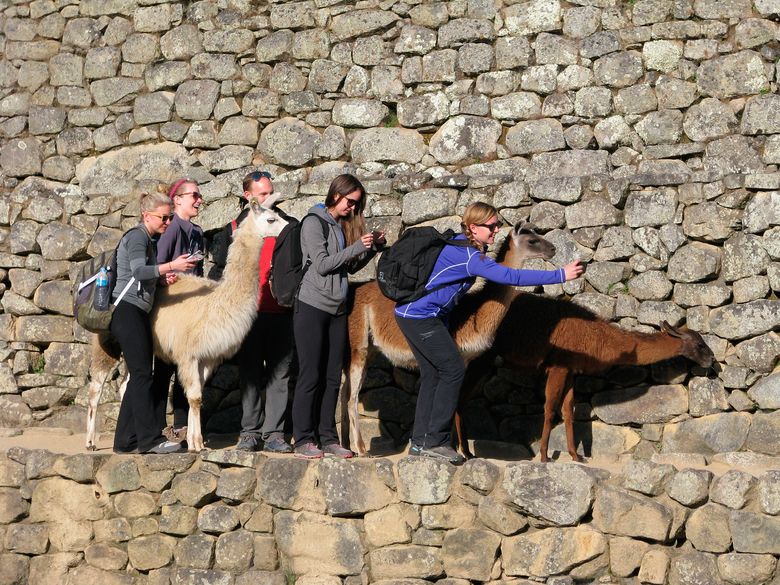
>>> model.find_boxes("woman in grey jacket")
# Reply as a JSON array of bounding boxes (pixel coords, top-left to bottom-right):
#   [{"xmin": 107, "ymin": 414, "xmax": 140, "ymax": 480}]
[
  {"xmin": 111, "ymin": 191, "xmax": 196, "ymax": 454},
  {"xmin": 292, "ymin": 174, "xmax": 382, "ymax": 459}
]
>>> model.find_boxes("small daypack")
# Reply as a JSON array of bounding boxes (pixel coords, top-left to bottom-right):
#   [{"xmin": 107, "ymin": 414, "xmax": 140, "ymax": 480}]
[
  {"xmin": 73, "ymin": 227, "xmax": 141, "ymax": 333},
  {"xmin": 376, "ymin": 227, "xmax": 471, "ymax": 303},
  {"xmin": 270, "ymin": 213, "xmax": 329, "ymax": 307}
]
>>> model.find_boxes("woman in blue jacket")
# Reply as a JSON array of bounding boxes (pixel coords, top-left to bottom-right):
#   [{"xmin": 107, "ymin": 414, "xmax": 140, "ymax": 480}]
[{"xmin": 395, "ymin": 202, "xmax": 584, "ymax": 465}]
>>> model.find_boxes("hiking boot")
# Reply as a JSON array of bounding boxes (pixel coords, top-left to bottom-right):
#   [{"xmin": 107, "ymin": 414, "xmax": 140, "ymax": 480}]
[
  {"xmin": 293, "ymin": 442, "xmax": 323, "ymax": 459},
  {"xmin": 419, "ymin": 445, "xmax": 466, "ymax": 466},
  {"xmin": 164, "ymin": 425, "xmax": 187, "ymax": 443},
  {"xmin": 264, "ymin": 436, "xmax": 293, "ymax": 454},
  {"xmin": 146, "ymin": 440, "xmax": 185, "ymax": 454},
  {"xmin": 322, "ymin": 443, "xmax": 354, "ymax": 459},
  {"xmin": 236, "ymin": 434, "xmax": 260, "ymax": 452}
]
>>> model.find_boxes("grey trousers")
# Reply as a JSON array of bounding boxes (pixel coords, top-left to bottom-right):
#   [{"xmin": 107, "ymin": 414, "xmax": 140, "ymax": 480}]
[{"xmin": 238, "ymin": 312, "xmax": 294, "ymax": 440}]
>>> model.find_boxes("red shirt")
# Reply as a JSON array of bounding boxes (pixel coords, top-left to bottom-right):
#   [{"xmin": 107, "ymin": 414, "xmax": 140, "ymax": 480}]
[{"xmin": 258, "ymin": 236, "xmax": 287, "ymax": 313}]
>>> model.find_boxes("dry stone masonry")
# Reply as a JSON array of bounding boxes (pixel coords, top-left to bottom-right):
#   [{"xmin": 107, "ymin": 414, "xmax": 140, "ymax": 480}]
[
  {"xmin": 0, "ymin": 449, "xmax": 780, "ymax": 584},
  {"xmin": 0, "ymin": 0, "xmax": 780, "ymax": 585}
]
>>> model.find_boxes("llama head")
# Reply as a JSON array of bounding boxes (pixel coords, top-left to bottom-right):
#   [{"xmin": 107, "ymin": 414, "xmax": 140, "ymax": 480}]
[
  {"xmin": 661, "ymin": 321, "xmax": 716, "ymax": 369},
  {"xmin": 508, "ymin": 222, "xmax": 556, "ymax": 260},
  {"xmin": 248, "ymin": 195, "xmax": 287, "ymax": 238}
]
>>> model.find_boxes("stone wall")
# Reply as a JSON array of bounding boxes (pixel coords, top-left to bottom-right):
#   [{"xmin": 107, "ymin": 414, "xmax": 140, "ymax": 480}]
[
  {"xmin": 1, "ymin": 448, "xmax": 780, "ymax": 585},
  {"xmin": 0, "ymin": 0, "xmax": 778, "ymax": 457}
]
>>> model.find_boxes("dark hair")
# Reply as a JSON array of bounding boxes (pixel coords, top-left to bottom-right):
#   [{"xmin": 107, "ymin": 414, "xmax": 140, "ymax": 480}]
[{"xmin": 325, "ymin": 174, "xmax": 367, "ymax": 247}]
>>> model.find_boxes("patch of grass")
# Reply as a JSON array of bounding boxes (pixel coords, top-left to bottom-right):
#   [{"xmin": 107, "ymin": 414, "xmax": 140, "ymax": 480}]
[
  {"xmin": 32, "ymin": 355, "xmax": 45, "ymax": 374},
  {"xmin": 383, "ymin": 111, "xmax": 399, "ymax": 128}
]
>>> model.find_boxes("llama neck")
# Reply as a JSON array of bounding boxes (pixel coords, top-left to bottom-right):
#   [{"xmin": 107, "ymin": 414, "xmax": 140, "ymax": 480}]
[
  {"xmin": 458, "ymin": 244, "xmax": 532, "ymax": 348},
  {"xmin": 216, "ymin": 223, "xmax": 264, "ymax": 313},
  {"xmin": 625, "ymin": 332, "xmax": 685, "ymax": 366}
]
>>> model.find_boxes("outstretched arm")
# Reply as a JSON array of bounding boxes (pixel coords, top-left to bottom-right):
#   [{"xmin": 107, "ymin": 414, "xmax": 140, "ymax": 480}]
[{"xmin": 467, "ymin": 253, "xmax": 583, "ymax": 286}]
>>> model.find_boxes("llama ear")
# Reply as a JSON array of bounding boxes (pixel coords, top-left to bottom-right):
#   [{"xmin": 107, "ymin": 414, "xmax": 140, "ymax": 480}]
[
  {"xmin": 661, "ymin": 321, "xmax": 683, "ymax": 337},
  {"xmin": 262, "ymin": 194, "xmax": 280, "ymax": 210}
]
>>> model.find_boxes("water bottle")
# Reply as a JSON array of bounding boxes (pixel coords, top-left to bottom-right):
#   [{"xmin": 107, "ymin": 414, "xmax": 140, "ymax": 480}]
[{"xmin": 93, "ymin": 267, "xmax": 110, "ymax": 311}]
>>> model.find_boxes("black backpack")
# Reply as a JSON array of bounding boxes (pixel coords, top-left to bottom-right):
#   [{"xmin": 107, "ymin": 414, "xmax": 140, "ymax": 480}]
[
  {"xmin": 270, "ymin": 213, "xmax": 329, "ymax": 307},
  {"xmin": 376, "ymin": 227, "xmax": 471, "ymax": 303},
  {"xmin": 72, "ymin": 226, "xmax": 143, "ymax": 333}
]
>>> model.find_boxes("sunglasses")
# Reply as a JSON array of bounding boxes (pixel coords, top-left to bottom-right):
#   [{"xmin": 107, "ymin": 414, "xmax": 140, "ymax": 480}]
[
  {"xmin": 149, "ymin": 213, "xmax": 174, "ymax": 223},
  {"xmin": 343, "ymin": 197, "xmax": 360, "ymax": 208},
  {"xmin": 177, "ymin": 191, "xmax": 202, "ymax": 199},
  {"xmin": 248, "ymin": 171, "xmax": 273, "ymax": 181},
  {"xmin": 477, "ymin": 221, "xmax": 503, "ymax": 232}
]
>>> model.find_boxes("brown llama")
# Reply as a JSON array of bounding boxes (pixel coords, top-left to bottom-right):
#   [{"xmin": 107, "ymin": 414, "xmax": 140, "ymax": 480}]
[
  {"xmin": 455, "ymin": 293, "xmax": 716, "ymax": 462},
  {"xmin": 85, "ymin": 196, "xmax": 287, "ymax": 452},
  {"xmin": 343, "ymin": 223, "xmax": 557, "ymax": 455}
]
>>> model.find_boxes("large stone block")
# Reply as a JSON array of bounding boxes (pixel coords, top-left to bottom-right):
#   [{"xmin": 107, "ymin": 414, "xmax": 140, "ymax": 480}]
[
  {"xmin": 687, "ymin": 502, "xmax": 732, "ymax": 552},
  {"xmin": 710, "ymin": 300, "xmax": 780, "ymax": 341},
  {"xmin": 256, "ymin": 458, "xmax": 324, "ymax": 513},
  {"xmin": 397, "ymin": 457, "xmax": 456, "ymax": 505},
  {"xmin": 351, "ymin": 128, "xmax": 426, "ymax": 164},
  {"xmin": 369, "ymin": 545, "xmax": 443, "ymax": 580},
  {"xmin": 697, "ymin": 50, "xmax": 769, "ymax": 98},
  {"xmin": 592, "ymin": 485, "xmax": 673, "ymax": 542},
  {"xmin": 429, "ymin": 116, "xmax": 502, "ymax": 164},
  {"xmin": 441, "ymin": 529, "xmax": 500, "ymax": 581},
  {"xmin": 503, "ymin": 526, "xmax": 606, "ymax": 578},
  {"xmin": 662, "ymin": 413, "xmax": 752, "ymax": 454},
  {"xmin": 275, "ymin": 511, "xmax": 364, "ymax": 575},
  {"xmin": 502, "ymin": 462, "xmax": 595, "ymax": 526},
  {"xmin": 730, "ymin": 510, "xmax": 780, "ymax": 554},
  {"xmin": 319, "ymin": 458, "xmax": 395, "ymax": 516}
]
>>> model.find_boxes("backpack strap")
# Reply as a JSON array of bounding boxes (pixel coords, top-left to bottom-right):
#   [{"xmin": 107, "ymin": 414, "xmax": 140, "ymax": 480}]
[{"xmin": 299, "ymin": 213, "xmax": 330, "ymax": 276}]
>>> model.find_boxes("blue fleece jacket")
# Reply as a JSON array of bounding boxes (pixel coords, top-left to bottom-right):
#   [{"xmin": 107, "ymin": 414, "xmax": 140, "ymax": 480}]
[{"xmin": 394, "ymin": 235, "xmax": 566, "ymax": 320}]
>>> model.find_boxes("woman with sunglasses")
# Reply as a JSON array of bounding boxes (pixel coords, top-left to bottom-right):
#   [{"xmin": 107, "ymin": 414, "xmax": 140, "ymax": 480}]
[
  {"xmin": 395, "ymin": 202, "xmax": 584, "ymax": 465},
  {"xmin": 291, "ymin": 173, "xmax": 384, "ymax": 459},
  {"xmin": 111, "ymin": 190, "xmax": 197, "ymax": 454},
  {"xmin": 151, "ymin": 178, "xmax": 205, "ymax": 446}
]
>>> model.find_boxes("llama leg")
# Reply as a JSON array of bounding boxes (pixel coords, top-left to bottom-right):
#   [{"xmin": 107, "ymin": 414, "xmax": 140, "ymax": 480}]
[
  {"xmin": 178, "ymin": 361, "xmax": 207, "ymax": 452},
  {"xmin": 560, "ymin": 380, "xmax": 581, "ymax": 463},
  {"xmin": 85, "ymin": 337, "xmax": 119, "ymax": 451},
  {"xmin": 540, "ymin": 366, "xmax": 567, "ymax": 463},
  {"xmin": 346, "ymin": 348, "xmax": 368, "ymax": 456}
]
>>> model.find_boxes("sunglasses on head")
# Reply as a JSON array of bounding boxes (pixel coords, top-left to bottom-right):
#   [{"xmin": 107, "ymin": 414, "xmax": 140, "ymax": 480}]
[
  {"xmin": 249, "ymin": 171, "xmax": 273, "ymax": 181},
  {"xmin": 477, "ymin": 221, "xmax": 503, "ymax": 231},
  {"xmin": 149, "ymin": 213, "xmax": 174, "ymax": 222}
]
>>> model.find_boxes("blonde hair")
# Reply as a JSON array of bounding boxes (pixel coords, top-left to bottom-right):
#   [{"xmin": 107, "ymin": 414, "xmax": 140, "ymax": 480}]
[
  {"xmin": 139, "ymin": 191, "xmax": 171, "ymax": 215},
  {"xmin": 461, "ymin": 202, "xmax": 499, "ymax": 250}
]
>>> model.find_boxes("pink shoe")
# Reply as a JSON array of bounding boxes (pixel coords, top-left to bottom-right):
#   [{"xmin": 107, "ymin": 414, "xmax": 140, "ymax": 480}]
[
  {"xmin": 322, "ymin": 443, "xmax": 354, "ymax": 459},
  {"xmin": 293, "ymin": 442, "xmax": 323, "ymax": 459}
]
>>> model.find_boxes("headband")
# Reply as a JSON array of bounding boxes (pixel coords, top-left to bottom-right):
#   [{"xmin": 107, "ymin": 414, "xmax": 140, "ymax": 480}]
[{"xmin": 168, "ymin": 178, "xmax": 189, "ymax": 200}]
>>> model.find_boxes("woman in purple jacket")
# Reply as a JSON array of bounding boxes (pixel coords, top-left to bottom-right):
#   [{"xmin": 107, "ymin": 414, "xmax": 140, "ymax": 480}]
[
  {"xmin": 395, "ymin": 202, "xmax": 584, "ymax": 465},
  {"xmin": 151, "ymin": 178, "xmax": 205, "ymax": 445}
]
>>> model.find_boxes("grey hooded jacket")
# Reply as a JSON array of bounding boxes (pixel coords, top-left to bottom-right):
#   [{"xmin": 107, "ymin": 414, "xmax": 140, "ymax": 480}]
[{"xmin": 297, "ymin": 204, "xmax": 375, "ymax": 315}]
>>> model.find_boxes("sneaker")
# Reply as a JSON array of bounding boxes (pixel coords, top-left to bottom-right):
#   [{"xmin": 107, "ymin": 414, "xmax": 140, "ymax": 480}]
[
  {"xmin": 146, "ymin": 440, "xmax": 185, "ymax": 454},
  {"xmin": 236, "ymin": 434, "xmax": 260, "ymax": 452},
  {"xmin": 408, "ymin": 443, "xmax": 422, "ymax": 456},
  {"xmin": 322, "ymin": 443, "xmax": 354, "ymax": 459},
  {"xmin": 293, "ymin": 442, "xmax": 323, "ymax": 459},
  {"xmin": 113, "ymin": 447, "xmax": 138, "ymax": 454},
  {"xmin": 263, "ymin": 436, "xmax": 293, "ymax": 454},
  {"xmin": 419, "ymin": 445, "xmax": 466, "ymax": 466},
  {"xmin": 164, "ymin": 425, "xmax": 188, "ymax": 443}
]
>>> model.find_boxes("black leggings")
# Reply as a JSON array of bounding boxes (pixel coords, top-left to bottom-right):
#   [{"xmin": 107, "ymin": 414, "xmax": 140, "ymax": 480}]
[
  {"xmin": 110, "ymin": 302, "xmax": 167, "ymax": 452},
  {"xmin": 291, "ymin": 301, "xmax": 347, "ymax": 447},
  {"xmin": 395, "ymin": 315, "xmax": 465, "ymax": 449}
]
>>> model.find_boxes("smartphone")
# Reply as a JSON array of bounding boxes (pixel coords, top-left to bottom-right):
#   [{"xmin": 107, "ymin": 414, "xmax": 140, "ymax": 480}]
[
  {"xmin": 372, "ymin": 231, "xmax": 387, "ymax": 247},
  {"xmin": 187, "ymin": 251, "xmax": 204, "ymax": 261}
]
